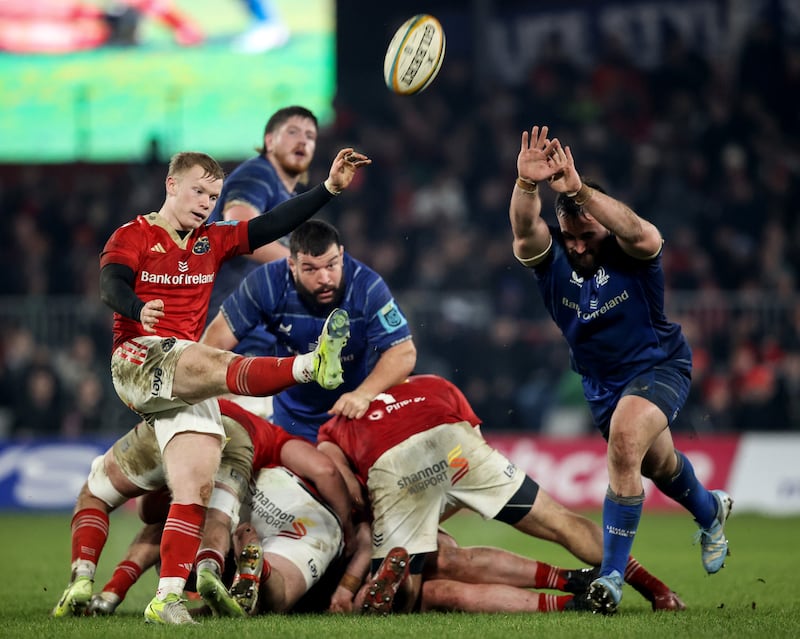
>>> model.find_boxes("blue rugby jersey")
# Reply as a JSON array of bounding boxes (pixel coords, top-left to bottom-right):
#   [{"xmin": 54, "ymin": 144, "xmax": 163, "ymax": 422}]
[
  {"xmin": 220, "ymin": 252, "xmax": 413, "ymax": 441},
  {"xmin": 532, "ymin": 226, "xmax": 691, "ymax": 396},
  {"xmin": 207, "ymin": 156, "xmax": 292, "ymax": 355}
]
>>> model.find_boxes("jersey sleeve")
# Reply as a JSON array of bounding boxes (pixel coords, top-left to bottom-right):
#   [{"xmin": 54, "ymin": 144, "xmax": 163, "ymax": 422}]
[
  {"xmin": 363, "ymin": 274, "xmax": 413, "ymax": 352},
  {"xmin": 224, "ymin": 168, "xmax": 281, "ymax": 213},
  {"xmin": 208, "ymin": 218, "xmax": 252, "ymax": 259},
  {"xmin": 100, "ymin": 220, "xmax": 145, "ymax": 271}
]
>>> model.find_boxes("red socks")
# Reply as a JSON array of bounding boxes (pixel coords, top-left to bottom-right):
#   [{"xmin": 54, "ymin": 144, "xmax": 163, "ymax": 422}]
[
  {"xmin": 102, "ymin": 560, "xmax": 142, "ymax": 599},
  {"xmin": 71, "ymin": 508, "xmax": 109, "ymax": 563},
  {"xmin": 196, "ymin": 548, "xmax": 226, "ymax": 574},
  {"xmin": 625, "ymin": 556, "xmax": 669, "ymax": 601},
  {"xmin": 533, "ymin": 561, "xmax": 566, "ymax": 590},
  {"xmin": 225, "ymin": 355, "xmax": 297, "ymax": 396},
  {"xmin": 538, "ymin": 593, "xmax": 573, "ymax": 611},
  {"xmin": 160, "ymin": 503, "xmax": 206, "ymax": 580}
]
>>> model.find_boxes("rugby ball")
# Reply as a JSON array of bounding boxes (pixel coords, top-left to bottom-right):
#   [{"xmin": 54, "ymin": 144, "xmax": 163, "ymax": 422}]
[{"xmin": 383, "ymin": 14, "xmax": 446, "ymax": 95}]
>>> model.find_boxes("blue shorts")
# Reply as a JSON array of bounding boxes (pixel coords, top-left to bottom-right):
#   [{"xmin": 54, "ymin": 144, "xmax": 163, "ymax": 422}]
[{"xmin": 585, "ymin": 361, "xmax": 691, "ymax": 440}]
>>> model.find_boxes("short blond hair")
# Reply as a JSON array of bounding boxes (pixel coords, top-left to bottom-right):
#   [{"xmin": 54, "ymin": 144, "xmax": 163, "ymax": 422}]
[{"xmin": 167, "ymin": 151, "xmax": 224, "ymax": 181}]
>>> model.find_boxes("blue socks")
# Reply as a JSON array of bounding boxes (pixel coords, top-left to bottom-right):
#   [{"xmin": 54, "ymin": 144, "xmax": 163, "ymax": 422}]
[
  {"xmin": 600, "ymin": 488, "xmax": 643, "ymax": 577},
  {"xmin": 653, "ymin": 450, "xmax": 717, "ymax": 528}
]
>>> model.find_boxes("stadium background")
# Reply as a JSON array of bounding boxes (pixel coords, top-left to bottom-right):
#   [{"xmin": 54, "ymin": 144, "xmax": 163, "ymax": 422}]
[{"xmin": 1, "ymin": 0, "xmax": 799, "ymax": 512}]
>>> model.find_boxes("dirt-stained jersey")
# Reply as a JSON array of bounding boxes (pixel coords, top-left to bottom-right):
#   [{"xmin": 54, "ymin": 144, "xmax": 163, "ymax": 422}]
[
  {"xmin": 100, "ymin": 214, "xmax": 250, "ymax": 349},
  {"xmin": 219, "ymin": 398, "xmax": 299, "ymax": 471},
  {"xmin": 317, "ymin": 374, "xmax": 480, "ymax": 483}
]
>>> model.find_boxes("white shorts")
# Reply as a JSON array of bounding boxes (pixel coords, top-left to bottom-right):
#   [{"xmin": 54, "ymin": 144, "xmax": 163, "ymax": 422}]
[
  {"xmin": 111, "ymin": 421, "xmax": 166, "ymax": 491},
  {"xmin": 110, "ymin": 336, "xmax": 225, "ymax": 448},
  {"xmin": 151, "ymin": 399, "xmax": 225, "ymax": 452},
  {"xmin": 244, "ymin": 467, "xmax": 343, "ymax": 591},
  {"xmin": 367, "ymin": 421, "xmax": 524, "ymax": 558},
  {"xmin": 111, "ymin": 413, "xmax": 253, "ymax": 491}
]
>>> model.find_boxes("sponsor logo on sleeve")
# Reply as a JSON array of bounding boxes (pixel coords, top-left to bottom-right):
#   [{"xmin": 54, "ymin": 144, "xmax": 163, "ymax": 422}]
[{"xmin": 377, "ymin": 299, "xmax": 407, "ymax": 332}]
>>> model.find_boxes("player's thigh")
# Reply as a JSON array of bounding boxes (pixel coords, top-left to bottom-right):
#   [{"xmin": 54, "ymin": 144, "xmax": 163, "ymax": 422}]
[
  {"xmin": 210, "ymin": 417, "xmax": 255, "ymax": 527},
  {"xmin": 110, "ymin": 336, "xmax": 191, "ymax": 412},
  {"xmin": 171, "ymin": 342, "xmax": 237, "ymax": 401},
  {"xmin": 109, "ymin": 421, "xmax": 166, "ymax": 492},
  {"xmin": 264, "ymin": 553, "xmax": 309, "ymax": 610}
]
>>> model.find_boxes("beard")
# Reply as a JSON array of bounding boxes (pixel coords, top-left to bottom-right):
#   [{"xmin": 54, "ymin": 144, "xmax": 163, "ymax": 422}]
[
  {"xmin": 275, "ymin": 148, "xmax": 311, "ymax": 178},
  {"xmin": 295, "ymin": 279, "xmax": 345, "ymax": 313},
  {"xmin": 566, "ymin": 251, "xmax": 598, "ymax": 279}
]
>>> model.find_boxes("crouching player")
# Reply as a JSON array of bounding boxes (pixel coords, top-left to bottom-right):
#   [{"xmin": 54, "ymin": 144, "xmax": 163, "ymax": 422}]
[{"xmin": 317, "ymin": 374, "xmax": 686, "ymax": 614}]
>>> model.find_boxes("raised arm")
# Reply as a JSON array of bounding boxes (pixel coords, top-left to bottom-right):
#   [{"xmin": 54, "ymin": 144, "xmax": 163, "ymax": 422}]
[
  {"xmin": 247, "ymin": 149, "xmax": 371, "ymax": 251},
  {"xmin": 547, "ymin": 143, "xmax": 663, "ymax": 259},
  {"xmin": 510, "ymin": 126, "xmax": 559, "ymax": 266}
]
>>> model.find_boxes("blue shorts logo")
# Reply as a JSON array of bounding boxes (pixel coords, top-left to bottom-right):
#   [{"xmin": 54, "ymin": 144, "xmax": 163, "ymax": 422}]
[{"xmin": 378, "ymin": 300, "xmax": 407, "ymax": 332}]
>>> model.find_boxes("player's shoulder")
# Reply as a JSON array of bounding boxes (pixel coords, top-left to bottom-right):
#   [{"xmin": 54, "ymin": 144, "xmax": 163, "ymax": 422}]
[
  {"xmin": 108, "ymin": 214, "xmax": 158, "ymax": 245},
  {"xmin": 345, "ymin": 253, "xmax": 387, "ymax": 288},
  {"xmin": 227, "ymin": 156, "xmax": 282, "ymax": 191},
  {"xmin": 228, "ymin": 154, "xmax": 271, "ymax": 177},
  {"xmin": 407, "ymin": 374, "xmax": 452, "ymax": 391},
  {"xmin": 115, "ymin": 213, "xmax": 152, "ymax": 231},
  {"xmin": 262, "ymin": 257, "xmax": 290, "ymax": 279}
]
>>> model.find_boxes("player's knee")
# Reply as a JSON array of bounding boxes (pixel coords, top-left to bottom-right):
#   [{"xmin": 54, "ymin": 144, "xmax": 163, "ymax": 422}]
[
  {"xmin": 86, "ymin": 454, "xmax": 128, "ymax": 509},
  {"xmin": 434, "ymin": 545, "xmax": 461, "ymax": 576},
  {"xmin": 198, "ymin": 480, "xmax": 215, "ymax": 505}
]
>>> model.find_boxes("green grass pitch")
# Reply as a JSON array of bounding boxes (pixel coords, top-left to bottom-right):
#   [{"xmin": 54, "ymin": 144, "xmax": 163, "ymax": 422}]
[{"xmin": 3, "ymin": 509, "xmax": 798, "ymax": 638}]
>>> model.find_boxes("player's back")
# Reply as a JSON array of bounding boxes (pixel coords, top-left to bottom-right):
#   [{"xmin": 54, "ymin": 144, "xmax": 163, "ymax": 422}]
[{"xmin": 318, "ymin": 375, "xmax": 480, "ymax": 477}]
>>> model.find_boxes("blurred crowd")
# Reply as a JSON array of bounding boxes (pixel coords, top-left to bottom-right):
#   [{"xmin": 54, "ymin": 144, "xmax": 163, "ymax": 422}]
[{"xmin": 1, "ymin": 16, "xmax": 800, "ymax": 439}]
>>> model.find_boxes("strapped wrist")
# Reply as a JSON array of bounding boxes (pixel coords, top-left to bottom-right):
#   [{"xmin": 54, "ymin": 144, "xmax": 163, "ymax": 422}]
[
  {"xmin": 568, "ymin": 183, "xmax": 594, "ymax": 206},
  {"xmin": 515, "ymin": 176, "xmax": 538, "ymax": 195},
  {"xmin": 338, "ymin": 573, "xmax": 362, "ymax": 594}
]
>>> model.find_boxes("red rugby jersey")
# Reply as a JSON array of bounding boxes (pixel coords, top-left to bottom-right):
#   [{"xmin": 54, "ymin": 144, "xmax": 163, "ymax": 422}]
[
  {"xmin": 317, "ymin": 374, "xmax": 481, "ymax": 483},
  {"xmin": 100, "ymin": 214, "xmax": 249, "ymax": 350},
  {"xmin": 219, "ymin": 398, "xmax": 298, "ymax": 470}
]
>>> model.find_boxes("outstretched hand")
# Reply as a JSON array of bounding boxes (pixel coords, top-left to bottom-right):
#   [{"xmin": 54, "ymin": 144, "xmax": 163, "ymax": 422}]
[
  {"xmin": 545, "ymin": 141, "xmax": 582, "ymax": 194},
  {"xmin": 517, "ymin": 125, "xmax": 561, "ymax": 183},
  {"xmin": 325, "ymin": 148, "xmax": 372, "ymax": 194}
]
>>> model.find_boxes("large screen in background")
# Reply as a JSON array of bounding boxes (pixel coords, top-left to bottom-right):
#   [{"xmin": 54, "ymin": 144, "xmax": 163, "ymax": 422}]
[{"xmin": 0, "ymin": 0, "xmax": 335, "ymax": 163}]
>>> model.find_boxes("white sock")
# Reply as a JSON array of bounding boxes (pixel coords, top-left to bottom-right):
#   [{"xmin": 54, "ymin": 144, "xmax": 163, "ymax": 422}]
[
  {"xmin": 72, "ymin": 559, "xmax": 96, "ymax": 580},
  {"xmin": 292, "ymin": 352, "xmax": 315, "ymax": 383},
  {"xmin": 156, "ymin": 577, "xmax": 185, "ymax": 600},
  {"xmin": 196, "ymin": 557, "xmax": 221, "ymax": 576}
]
